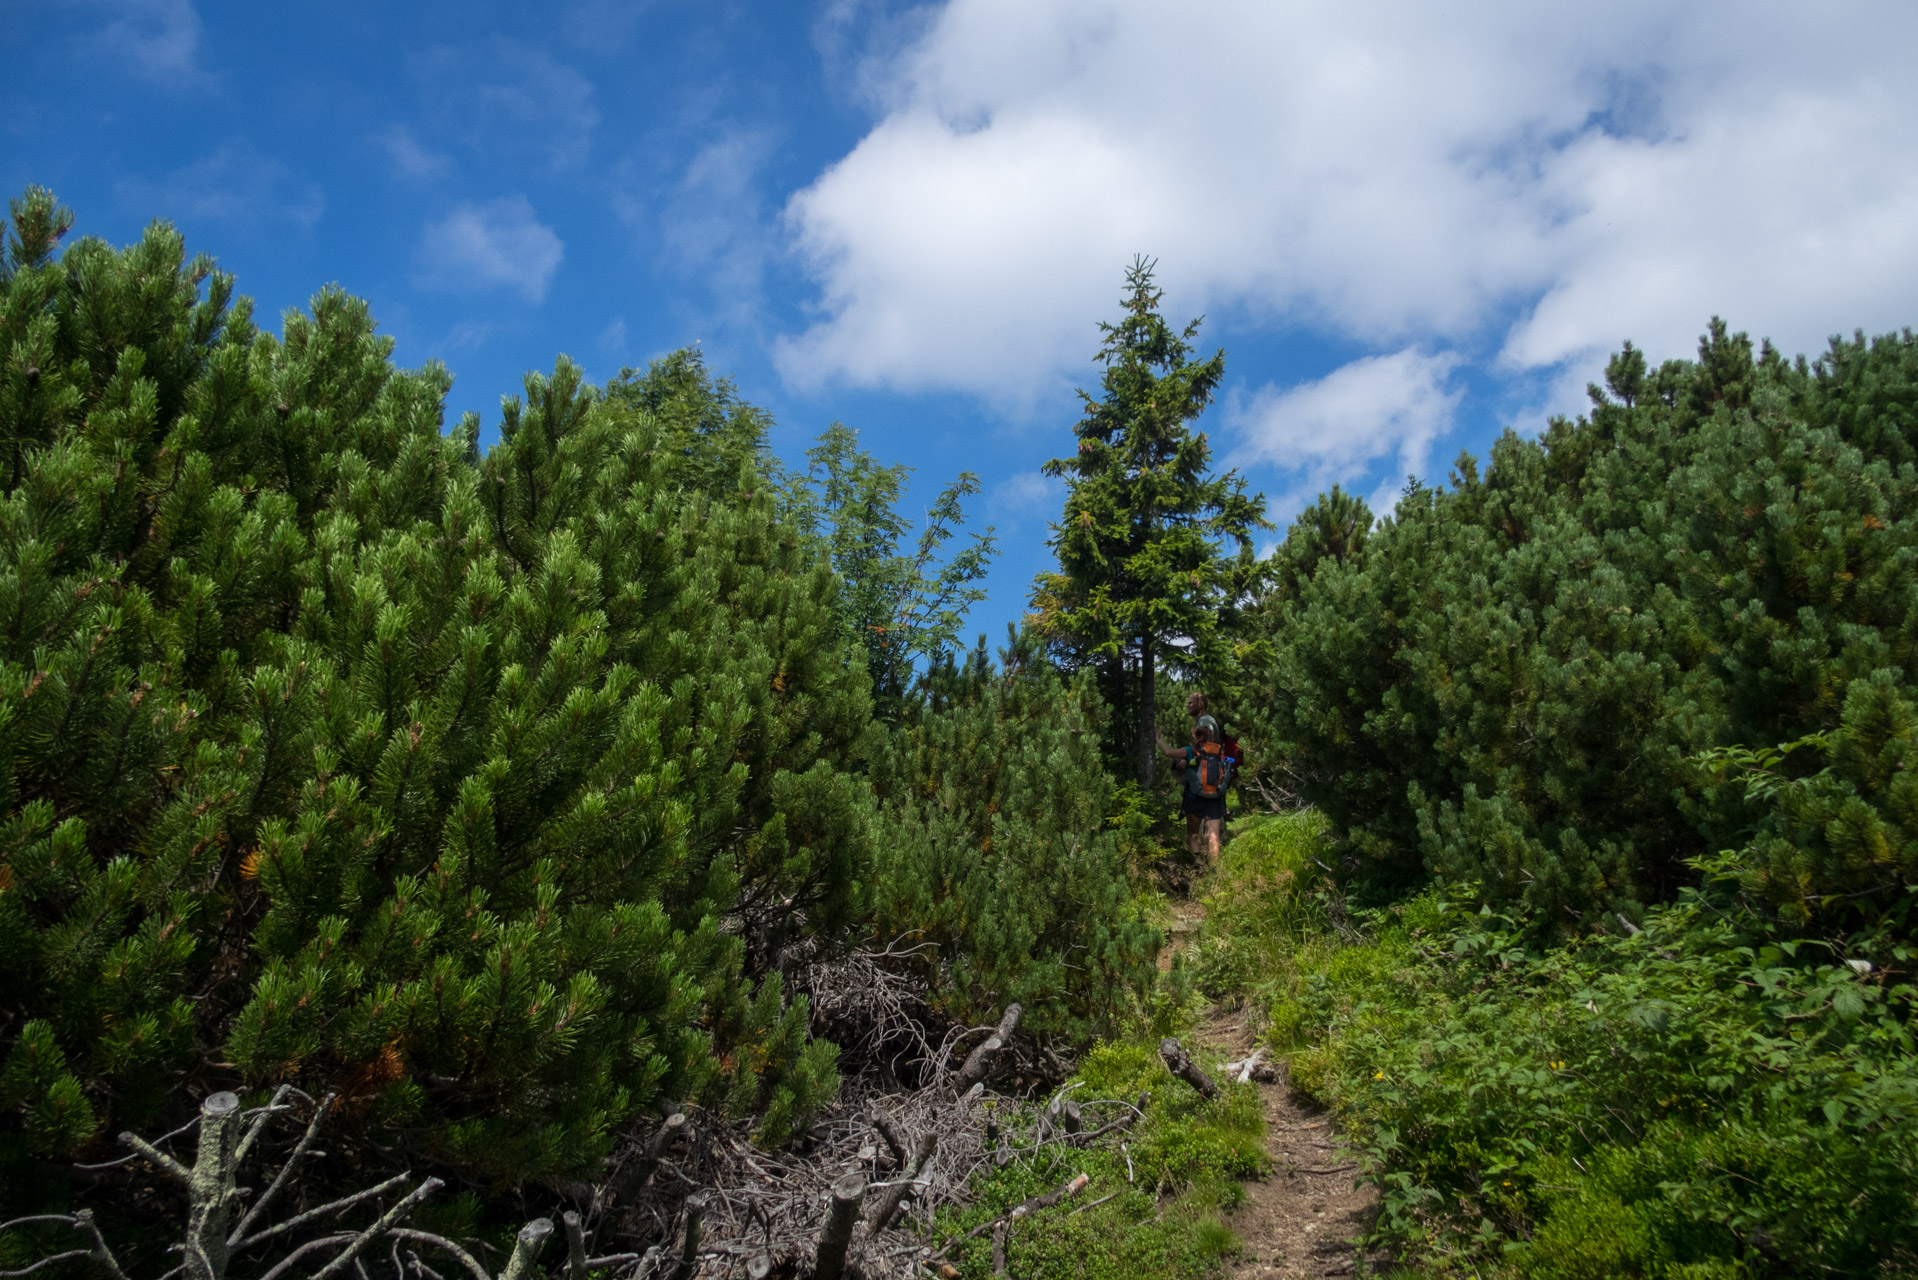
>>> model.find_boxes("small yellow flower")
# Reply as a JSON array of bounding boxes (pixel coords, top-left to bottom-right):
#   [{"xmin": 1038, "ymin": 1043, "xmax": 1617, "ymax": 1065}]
[{"xmin": 1373, "ymin": 1070, "xmax": 1385, "ymax": 1080}]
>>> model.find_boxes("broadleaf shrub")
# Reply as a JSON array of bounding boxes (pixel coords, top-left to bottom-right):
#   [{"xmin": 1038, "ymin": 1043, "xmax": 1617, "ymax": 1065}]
[{"xmin": 1303, "ymin": 880, "xmax": 1918, "ymax": 1275}]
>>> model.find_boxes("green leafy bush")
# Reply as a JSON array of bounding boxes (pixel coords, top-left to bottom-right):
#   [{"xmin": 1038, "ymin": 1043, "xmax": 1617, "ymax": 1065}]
[
  {"xmin": 1188, "ymin": 811, "xmax": 1336, "ymax": 1008},
  {"xmin": 1303, "ymin": 883, "xmax": 1918, "ymax": 1276},
  {"xmin": 1185, "ymin": 809, "xmax": 1918, "ymax": 1275},
  {"xmin": 1185, "ymin": 811, "xmax": 1427, "ymax": 1098},
  {"xmin": 1701, "ymin": 673, "xmax": 1918, "ymax": 937}
]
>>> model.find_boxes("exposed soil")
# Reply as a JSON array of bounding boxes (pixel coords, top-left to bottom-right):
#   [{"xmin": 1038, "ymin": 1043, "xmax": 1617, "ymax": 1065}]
[
  {"xmin": 1162, "ymin": 890, "xmax": 1384, "ymax": 1278},
  {"xmin": 1197, "ymin": 1010, "xmax": 1381, "ymax": 1279}
]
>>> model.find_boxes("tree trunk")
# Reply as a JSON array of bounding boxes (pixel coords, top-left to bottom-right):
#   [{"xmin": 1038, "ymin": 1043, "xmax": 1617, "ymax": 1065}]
[
  {"xmin": 1158, "ymin": 1037, "xmax": 1217, "ymax": 1100},
  {"xmin": 814, "ymin": 1171, "xmax": 867, "ymax": 1280},
  {"xmin": 186, "ymin": 1091, "xmax": 241, "ymax": 1280},
  {"xmin": 957, "ymin": 1003, "xmax": 1022, "ymax": 1090},
  {"xmin": 1137, "ymin": 632, "xmax": 1156, "ymax": 787}
]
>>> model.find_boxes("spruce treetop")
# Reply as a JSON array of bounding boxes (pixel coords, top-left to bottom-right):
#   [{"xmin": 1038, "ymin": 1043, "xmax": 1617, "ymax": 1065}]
[{"xmin": 1034, "ymin": 257, "xmax": 1267, "ymax": 782}]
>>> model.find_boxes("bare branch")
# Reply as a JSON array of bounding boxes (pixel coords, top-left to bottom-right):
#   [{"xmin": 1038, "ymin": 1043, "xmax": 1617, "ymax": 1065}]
[
  {"xmin": 1074, "ymin": 1093, "xmax": 1150, "ymax": 1144},
  {"xmin": 667, "ymin": 1193, "xmax": 709, "ymax": 1280},
  {"xmin": 233, "ymin": 1084, "xmax": 308, "ymax": 1167},
  {"xmin": 232, "ymin": 1173, "xmax": 411, "ymax": 1251},
  {"xmin": 307, "ymin": 1178, "xmax": 444, "ymax": 1280},
  {"xmin": 229, "ymin": 1093, "xmax": 339, "ymax": 1245},
  {"xmin": 0, "ymin": 1217, "xmax": 122, "ymax": 1280},
  {"xmin": 867, "ymin": 1102, "xmax": 909, "ymax": 1168},
  {"xmin": 120, "ymin": 1131, "xmax": 192, "ymax": 1184},
  {"xmin": 957, "ymin": 1005, "xmax": 1022, "ymax": 1091},
  {"xmin": 605, "ymin": 1113, "xmax": 686, "ymax": 1208},
  {"xmin": 811, "ymin": 1171, "xmax": 866, "ymax": 1280},
  {"xmin": 385, "ymin": 1230, "xmax": 490, "ymax": 1280},
  {"xmin": 929, "ymin": 1172, "xmax": 1090, "ymax": 1262},
  {"xmin": 70, "ymin": 1209, "xmax": 131, "ymax": 1280},
  {"xmin": 496, "ymin": 1218, "xmax": 552, "ymax": 1280},
  {"xmin": 1235, "ymin": 1049, "xmax": 1265, "ymax": 1085},
  {"xmin": 74, "ymin": 1114, "xmax": 202, "ymax": 1171},
  {"xmin": 1158, "ymin": 1038, "xmax": 1216, "ymax": 1100},
  {"xmin": 1076, "ymin": 1190, "xmax": 1125, "ymax": 1220},
  {"xmin": 255, "ymin": 1233, "xmax": 357, "ymax": 1280},
  {"xmin": 0, "ymin": 1249, "xmax": 95, "ymax": 1280},
  {"xmin": 185, "ymin": 1091, "xmax": 243, "ymax": 1280},
  {"xmin": 865, "ymin": 1131, "xmax": 938, "ymax": 1234},
  {"xmin": 562, "ymin": 1212, "xmax": 587, "ymax": 1280}
]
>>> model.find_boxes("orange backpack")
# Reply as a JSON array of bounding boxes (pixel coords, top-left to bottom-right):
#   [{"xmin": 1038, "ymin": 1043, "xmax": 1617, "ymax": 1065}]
[{"xmin": 1194, "ymin": 740, "xmax": 1230, "ymax": 798}]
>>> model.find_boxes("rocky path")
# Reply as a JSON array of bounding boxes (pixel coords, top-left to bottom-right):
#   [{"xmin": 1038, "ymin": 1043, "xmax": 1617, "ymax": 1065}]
[{"xmin": 1161, "ymin": 901, "xmax": 1382, "ymax": 1278}]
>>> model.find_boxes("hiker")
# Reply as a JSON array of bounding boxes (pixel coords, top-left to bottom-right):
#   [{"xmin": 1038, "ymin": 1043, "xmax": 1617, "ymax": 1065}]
[
  {"xmin": 1185, "ymin": 691, "xmax": 1245, "ymax": 837},
  {"xmin": 1184, "ymin": 690, "xmax": 1215, "ymax": 740},
  {"xmin": 1184, "ymin": 693, "xmax": 1244, "ymax": 772},
  {"xmin": 1160, "ymin": 717, "xmax": 1230, "ymax": 862}
]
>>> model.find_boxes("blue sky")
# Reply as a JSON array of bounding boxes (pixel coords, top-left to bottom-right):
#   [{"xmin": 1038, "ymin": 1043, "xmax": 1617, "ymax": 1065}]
[{"xmin": 8, "ymin": 0, "xmax": 1917, "ymax": 644}]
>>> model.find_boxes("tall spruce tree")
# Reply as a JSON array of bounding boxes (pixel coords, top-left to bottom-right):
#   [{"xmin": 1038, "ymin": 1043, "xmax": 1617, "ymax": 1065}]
[{"xmin": 1033, "ymin": 258, "xmax": 1266, "ymax": 784}]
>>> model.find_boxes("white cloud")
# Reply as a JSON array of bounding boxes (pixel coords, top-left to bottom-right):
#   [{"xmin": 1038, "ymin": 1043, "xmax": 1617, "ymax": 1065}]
[
  {"xmin": 435, "ymin": 319, "xmax": 492, "ymax": 356},
  {"xmin": 1230, "ymin": 350, "xmax": 1460, "ymax": 522},
  {"xmin": 85, "ymin": 0, "xmax": 203, "ymax": 83},
  {"xmin": 114, "ymin": 141, "xmax": 322, "ymax": 229},
  {"xmin": 598, "ymin": 317, "xmax": 630, "ymax": 361},
  {"xmin": 777, "ymin": 110, "xmax": 1160, "ymax": 399},
  {"xmin": 1502, "ymin": 85, "xmax": 1918, "ymax": 374},
  {"xmin": 413, "ymin": 41, "xmax": 599, "ymax": 172},
  {"xmin": 811, "ymin": 0, "xmax": 941, "ymax": 112},
  {"xmin": 418, "ymin": 197, "xmax": 564, "ymax": 304},
  {"xmin": 987, "ymin": 469, "xmax": 1062, "ymax": 527},
  {"xmin": 780, "ymin": 0, "xmax": 1918, "ymax": 406},
  {"xmin": 376, "ymin": 126, "xmax": 452, "ymax": 180},
  {"xmin": 561, "ymin": 0, "xmax": 651, "ymax": 51},
  {"xmin": 612, "ymin": 127, "xmax": 783, "ymax": 341},
  {"xmin": 659, "ymin": 130, "xmax": 776, "ymax": 299}
]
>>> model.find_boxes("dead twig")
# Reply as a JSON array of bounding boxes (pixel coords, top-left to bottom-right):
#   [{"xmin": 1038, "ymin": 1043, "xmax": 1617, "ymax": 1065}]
[
  {"xmin": 1158, "ymin": 1038, "xmax": 1216, "ymax": 1100},
  {"xmin": 957, "ymin": 1005, "xmax": 1023, "ymax": 1091},
  {"xmin": 928, "ymin": 1173, "xmax": 1090, "ymax": 1262},
  {"xmin": 230, "ymin": 1092, "xmax": 339, "ymax": 1246}
]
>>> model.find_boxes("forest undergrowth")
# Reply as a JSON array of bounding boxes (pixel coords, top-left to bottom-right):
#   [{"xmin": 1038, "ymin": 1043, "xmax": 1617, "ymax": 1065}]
[{"xmin": 1190, "ymin": 811, "xmax": 1918, "ymax": 1280}]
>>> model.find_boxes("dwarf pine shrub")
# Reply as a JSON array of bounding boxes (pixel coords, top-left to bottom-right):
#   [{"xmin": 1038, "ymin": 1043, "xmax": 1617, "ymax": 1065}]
[
  {"xmin": 0, "ymin": 188, "xmax": 863, "ymax": 1198},
  {"xmin": 1256, "ymin": 321, "xmax": 1918, "ymax": 926},
  {"xmin": 870, "ymin": 633, "xmax": 1160, "ymax": 1043}
]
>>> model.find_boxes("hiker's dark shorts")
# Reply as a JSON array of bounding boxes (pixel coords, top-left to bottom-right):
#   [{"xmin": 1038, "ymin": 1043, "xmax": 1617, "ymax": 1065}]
[{"xmin": 1181, "ymin": 793, "xmax": 1227, "ymax": 822}]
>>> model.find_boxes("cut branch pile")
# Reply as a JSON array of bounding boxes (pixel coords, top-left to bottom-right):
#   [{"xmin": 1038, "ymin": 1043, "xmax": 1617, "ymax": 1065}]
[
  {"xmin": 588, "ymin": 998, "xmax": 1151, "ymax": 1276},
  {"xmin": 2, "ymin": 1087, "xmax": 599, "ymax": 1280},
  {"xmin": 10, "ymin": 986, "xmax": 1185, "ymax": 1280}
]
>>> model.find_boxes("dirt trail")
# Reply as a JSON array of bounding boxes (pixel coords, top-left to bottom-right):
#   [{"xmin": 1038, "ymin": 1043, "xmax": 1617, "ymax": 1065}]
[{"xmin": 1161, "ymin": 901, "xmax": 1381, "ymax": 1278}]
